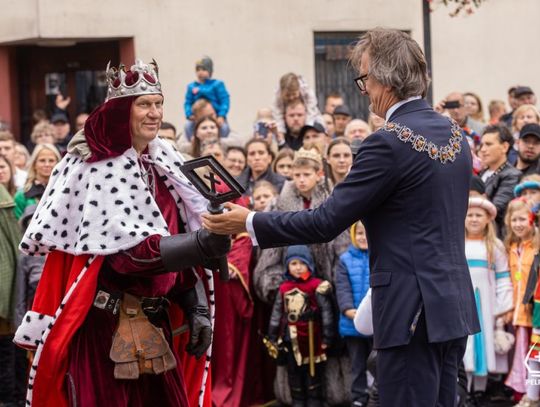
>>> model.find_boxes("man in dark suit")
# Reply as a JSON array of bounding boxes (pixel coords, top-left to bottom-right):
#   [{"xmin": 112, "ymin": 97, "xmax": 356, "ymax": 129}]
[{"xmin": 203, "ymin": 28, "xmax": 480, "ymax": 407}]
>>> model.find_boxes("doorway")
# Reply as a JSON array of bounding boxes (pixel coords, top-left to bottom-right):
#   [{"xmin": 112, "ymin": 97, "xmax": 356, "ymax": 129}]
[{"xmin": 16, "ymin": 39, "xmax": 128, "ymax": 144}]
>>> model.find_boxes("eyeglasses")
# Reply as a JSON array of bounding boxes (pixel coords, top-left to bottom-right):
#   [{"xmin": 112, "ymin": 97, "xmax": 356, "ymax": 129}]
[{"xmin": 354, "ymin": 73, "xmax": 369, "ymax": 92}]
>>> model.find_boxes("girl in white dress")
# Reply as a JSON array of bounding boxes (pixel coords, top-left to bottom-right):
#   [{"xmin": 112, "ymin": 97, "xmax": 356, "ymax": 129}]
[{"xmin": 464, "ymin": 197, "xmax": 514, "ymax": 393}]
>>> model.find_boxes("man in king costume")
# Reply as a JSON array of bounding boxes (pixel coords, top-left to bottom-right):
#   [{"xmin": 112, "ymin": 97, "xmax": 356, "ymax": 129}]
[{"xmin": 13, "ymin": 59, "xmax": 231, "ymax": 407}]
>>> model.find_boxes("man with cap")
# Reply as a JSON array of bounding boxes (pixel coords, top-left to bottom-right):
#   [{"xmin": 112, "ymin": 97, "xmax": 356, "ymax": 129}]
[
  {"xmin": 14, "ymin": 59, "xmax": 231, "ymax": 407},
  {"xmin": 184, "ymin": 56, "xmax": 230, "ymax": 139},
  {"xmin": 332, "ymin": 104, "xmax": 352, "ymax": 137},
  {"xmin": 514, "ymin": 86, "xmax": 537, "ymax": 107},
  {"xmin": 501, "ymin": 86, "xmax": 537, "ymax": 128},
  {"xmin": 50, "ymin": 111, "xmax": 73, "ymax": 153},
  {"xmin": 513, "ymin": 123, "xmax": 540, "ymax": 177},
  {"xmin": 300, "ymin": 122, "xmax": 327, "ymax": 152}
]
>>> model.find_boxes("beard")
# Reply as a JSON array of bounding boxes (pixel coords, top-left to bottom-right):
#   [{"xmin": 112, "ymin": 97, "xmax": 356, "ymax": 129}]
[{"xmin": 518, "ymin": 151, "xmax": 540, "ymax": 165}]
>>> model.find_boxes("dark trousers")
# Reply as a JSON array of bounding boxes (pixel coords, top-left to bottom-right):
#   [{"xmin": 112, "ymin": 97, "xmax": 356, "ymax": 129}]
[
  {"xmin": 346, "ymin": 336, "xmax": 373, "ymax": 403},
  {"xmin": 376, "ymin": 312, "xmax": 467, "ymax": 407},
  {"xmin": 285, "ymin": 344, "xmax": 324, "ymax": 407},
  {"xmin": 0, "ymin": 335, "xmax": 27, "ymax": 403}
]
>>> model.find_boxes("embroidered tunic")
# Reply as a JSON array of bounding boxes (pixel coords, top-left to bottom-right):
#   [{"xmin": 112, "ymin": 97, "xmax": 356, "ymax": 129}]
[{"xmin": 463, "ymin": 238, "xmax": 513, "ymax": 375}]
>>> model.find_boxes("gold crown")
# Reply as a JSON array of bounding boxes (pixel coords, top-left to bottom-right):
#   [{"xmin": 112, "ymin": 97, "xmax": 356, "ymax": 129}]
[
  {"xmin": 105, "ymin": 59, "xmax": 162, "ymax": 101},
  {"xmin": 293, "ymin": 148, "xmax": 323, "ymax": 166}
]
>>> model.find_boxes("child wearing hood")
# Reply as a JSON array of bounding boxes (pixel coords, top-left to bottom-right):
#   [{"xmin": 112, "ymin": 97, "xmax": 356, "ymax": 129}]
[
  {"xmin": 335, "ymin": 221, "xmax": 372, "ymax": 407},
  {"xmin": 267, "ymin": 245, "xmax": 334, "ymax": 407}
]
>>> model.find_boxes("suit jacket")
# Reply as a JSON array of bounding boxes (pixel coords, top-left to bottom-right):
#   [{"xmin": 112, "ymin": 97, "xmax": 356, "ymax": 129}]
[{"xmin": 252, "ymin": 99, "xmax": 480, "ymax": 349}]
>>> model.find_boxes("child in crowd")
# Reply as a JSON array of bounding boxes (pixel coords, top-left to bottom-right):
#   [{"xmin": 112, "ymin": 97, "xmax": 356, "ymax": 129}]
[
  {"xmin": 184, "ymin": 56, "xmax": 230, "ymax": 139},
  {"xmin": 272, "ymin": 148, "xmax": 295, "ymax": 180},
  {"xmin": 515, "ymin": 175, "xmax": 540, "ymax": 208},
  {"xmin": 272, "ymin": 73, "xmax": 323, "ymax": 137},
  {"xmin": 335, "ymin": 221, "xmax": 372, "ymax": 407},
  {"xmin": 267, "ymin": 245, "xmax": 334, "ymax": 407},
  {"xmin": 505, "ymin": 198, "xmax": 539, "ymax": 403},
  {"xmin": 252, "ymin": 180, "xmax": 278, "ymax": 212},
  {"xmin": 463, "ymin": 197, "xmax": 513, "ymax": 398},
  {"xmin": 254, "ymin": 148, "xmax": 350, "ymax": 406}
]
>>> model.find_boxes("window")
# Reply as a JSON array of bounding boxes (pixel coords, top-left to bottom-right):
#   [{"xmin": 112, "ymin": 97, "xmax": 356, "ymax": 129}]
[{"xmin": 314, "ymin": 32, "xmax": 369, "ymax": 120}]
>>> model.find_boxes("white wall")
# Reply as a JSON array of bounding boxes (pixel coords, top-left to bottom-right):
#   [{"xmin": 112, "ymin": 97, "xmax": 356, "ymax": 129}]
[
  {"xmin": 2, "ymin": 0, "xmax": 537, "ymax": 135},
  {"xmin": 430, "ymin": 0, "xmax": 540, "ymax": 117},
  {"xmin": 0, "ymin": 0, "xmax": 422, "ymax": 137}
]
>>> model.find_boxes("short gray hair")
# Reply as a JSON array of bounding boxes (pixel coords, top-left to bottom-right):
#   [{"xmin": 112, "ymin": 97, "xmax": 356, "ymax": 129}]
[{"xmin": 350, "ymin": 28, "xmax": 430, "ymax": 100}]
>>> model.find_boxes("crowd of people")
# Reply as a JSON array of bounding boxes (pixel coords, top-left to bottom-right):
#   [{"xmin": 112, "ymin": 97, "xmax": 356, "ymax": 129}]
[{"xmin": 1, "ymin": 51, "xmax": 540, "ymax": 407}]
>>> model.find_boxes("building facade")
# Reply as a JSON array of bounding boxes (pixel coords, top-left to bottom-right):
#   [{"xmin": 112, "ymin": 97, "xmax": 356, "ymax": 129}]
[{"xmin": 0, "ymin": 0, "xmax": 537, "ymax": 141}]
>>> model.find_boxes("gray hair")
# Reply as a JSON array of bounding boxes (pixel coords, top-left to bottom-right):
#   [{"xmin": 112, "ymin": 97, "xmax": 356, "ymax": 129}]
[{"xmin": 350, "ymin": 28, "xmax": 430, "ymax": 100}]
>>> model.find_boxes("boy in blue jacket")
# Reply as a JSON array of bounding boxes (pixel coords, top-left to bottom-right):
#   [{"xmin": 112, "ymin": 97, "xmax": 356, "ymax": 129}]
[
  {"xmin": 184, "ymin": 56, "xmax": 230, "ymax": 139},
  {"xmin": 335, "ymin": 221, "xmax": 372, "ymax": 407}
]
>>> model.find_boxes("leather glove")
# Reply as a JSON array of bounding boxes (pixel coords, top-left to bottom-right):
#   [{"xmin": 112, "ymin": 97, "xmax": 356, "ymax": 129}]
[
  {"xmin": 196, "ymin": 229, "xmax": 231, "ymax": 259},
  {"xmin": 179, "ymin": 277, "xmax": 212, "ymax": 359},
  {"xmin": 160, "ymin": 229, "xmax": 231, "ymax": 272}
]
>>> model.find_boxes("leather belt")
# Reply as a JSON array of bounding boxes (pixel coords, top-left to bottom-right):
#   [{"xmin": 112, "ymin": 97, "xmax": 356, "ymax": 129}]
[{"xmin": 93, "ymin": 288, "xmax": 169, "ymax": 317}]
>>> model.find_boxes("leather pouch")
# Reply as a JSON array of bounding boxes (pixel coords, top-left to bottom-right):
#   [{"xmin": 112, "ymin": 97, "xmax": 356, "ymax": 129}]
[{"xmin": 110, "ymin": 293, "xmax": 176, "ymax": 379}]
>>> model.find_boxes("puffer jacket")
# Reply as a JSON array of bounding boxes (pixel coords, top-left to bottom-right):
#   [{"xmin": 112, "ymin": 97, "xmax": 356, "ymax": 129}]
[{"xmin": 335, "ymin": 245, "xmax": 370, "ymax": 337}]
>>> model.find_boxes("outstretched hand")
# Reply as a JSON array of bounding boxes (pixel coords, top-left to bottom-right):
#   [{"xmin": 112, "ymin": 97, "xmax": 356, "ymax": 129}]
[{"xmin": 201, "ymin": 202, "xmax": 251, "ymax": 235}]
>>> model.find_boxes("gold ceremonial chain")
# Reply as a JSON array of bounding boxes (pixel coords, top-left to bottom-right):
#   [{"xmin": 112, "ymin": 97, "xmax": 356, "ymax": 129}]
[{"xmin": 382, "ymin": 119, "xmax": 463, "ymax": 164}]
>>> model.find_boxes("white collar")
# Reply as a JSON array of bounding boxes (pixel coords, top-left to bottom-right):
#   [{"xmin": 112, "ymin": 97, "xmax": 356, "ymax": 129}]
[{"xmin": 385, "ymin": 96, "xmax": 422, "ymax": 122}]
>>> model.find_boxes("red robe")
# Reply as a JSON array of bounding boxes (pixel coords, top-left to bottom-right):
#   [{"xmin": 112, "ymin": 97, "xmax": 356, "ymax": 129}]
[
  {"xmin": 211, "ymin": 232, "xmax": 254, "ymax": 407},
  {"xmin": 27, "ymin": 163, "xmax": 208, "ymax": 407}
]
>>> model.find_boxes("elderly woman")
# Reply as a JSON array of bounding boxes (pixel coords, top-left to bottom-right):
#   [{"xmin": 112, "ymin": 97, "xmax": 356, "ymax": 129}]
[
  {"xmin": 30, "ymin": 122, "xmax": 56, "ymax": 146},
  {"xmin": 512, "ymin": 104, "xmax": 540, "ymax": 137},
  {"xmin": 13, "ymin": 143, "xmax": 61, "ymax": 219}
]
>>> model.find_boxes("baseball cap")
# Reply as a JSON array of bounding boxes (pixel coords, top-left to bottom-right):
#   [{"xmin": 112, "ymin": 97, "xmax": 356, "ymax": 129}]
[{"xmin": 520, "ymin": 123, "xmax": 540, "ymax": 140}]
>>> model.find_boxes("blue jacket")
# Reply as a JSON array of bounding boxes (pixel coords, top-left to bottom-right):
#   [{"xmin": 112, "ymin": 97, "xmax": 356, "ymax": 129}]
[
  {"xmin": 184, "ymin": 79, "xmax": 230, "ymax": 118},
  {"xmin": 335, "ymin": 245, "xmax": 370, "ymax": 337},
  {"xmin": 251, "ymin": 98, "xmax": 480, "ymax": 349}
]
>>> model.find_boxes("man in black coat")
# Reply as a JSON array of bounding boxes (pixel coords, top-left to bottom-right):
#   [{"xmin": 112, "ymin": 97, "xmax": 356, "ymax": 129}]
[{"xmin": 203, "ymin": 28, "xmax": 480, "ymax": 407}]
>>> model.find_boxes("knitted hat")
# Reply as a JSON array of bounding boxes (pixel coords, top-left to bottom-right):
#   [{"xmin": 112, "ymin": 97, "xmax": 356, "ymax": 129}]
[
  {"xmin": 468, "ymin": 197, "xmax": 497, "ymax": 220},
  {"xmin": 514, "ymin": 180, "xmax": 540, "ymax": 197},
  {"xmin": 285, "ymin": 245, "xmax": 315, "ymax": 275},
  {"xmin": 196, "ymin": 56, "xmax": 213, "ymax": 77}
]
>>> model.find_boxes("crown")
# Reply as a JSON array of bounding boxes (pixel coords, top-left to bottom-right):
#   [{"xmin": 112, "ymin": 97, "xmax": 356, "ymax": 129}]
[
  {"xmin": 293, "ymin": 148, "xmax": 323, "ymax": 166},
  {"xmin": 105, "ymin": 59, "xmax": 162, "ymax": 101}
]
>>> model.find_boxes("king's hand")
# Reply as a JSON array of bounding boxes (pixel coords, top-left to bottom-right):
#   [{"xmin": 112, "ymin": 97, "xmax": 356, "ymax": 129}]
[{"xmin": 201, "ymin": 202, "xmax": 251, "ymax": 235}]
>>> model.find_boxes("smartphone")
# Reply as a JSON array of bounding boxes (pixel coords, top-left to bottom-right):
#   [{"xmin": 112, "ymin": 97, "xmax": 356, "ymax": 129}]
[
  {"xmin": 257, "ymin": 121, "xmax": 268, "ymax": 137},
  {"xmin": 443, "ymin": 100, "xmax": 461, "ymax": 109}
]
